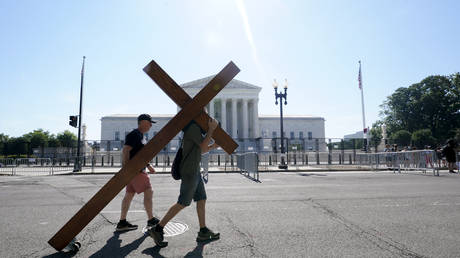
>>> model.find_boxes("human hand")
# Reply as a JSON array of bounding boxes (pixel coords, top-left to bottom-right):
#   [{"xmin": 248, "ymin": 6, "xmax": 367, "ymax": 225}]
[{"xmin": 147, "ymin": 164, "xmax": 156, "ymax": 174}]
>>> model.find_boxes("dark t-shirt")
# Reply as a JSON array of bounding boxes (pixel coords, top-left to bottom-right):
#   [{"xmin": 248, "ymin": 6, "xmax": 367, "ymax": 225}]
[
  {"xmin": 180, "ymin": 123, "xmax": 204, "ymax": 178},
  {"xmin": 124, "ymin": 129, "xmax": 145, "ymax": 159}
]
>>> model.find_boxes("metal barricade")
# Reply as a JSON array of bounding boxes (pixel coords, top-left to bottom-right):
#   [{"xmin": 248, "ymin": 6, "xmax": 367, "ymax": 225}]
[
  {"xmin": 356, "ymin": 150, "xmax": 439, "ymax": 176},
  {"xmin": 14, "ymin": 158, "xmax": 55, "ymax": 175},
  {"xmin": 0, "ymin": 158, "xmax": 15, "ymax": 175},
  {"xmin": 235, "ymin": 152, "xmax": 259, "ymax": 182}
]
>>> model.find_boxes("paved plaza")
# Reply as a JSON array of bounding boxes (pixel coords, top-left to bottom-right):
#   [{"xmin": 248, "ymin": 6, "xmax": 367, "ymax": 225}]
[{"xmin": 1, "ymin": 170, "xmax": 460, "ymax": 257}]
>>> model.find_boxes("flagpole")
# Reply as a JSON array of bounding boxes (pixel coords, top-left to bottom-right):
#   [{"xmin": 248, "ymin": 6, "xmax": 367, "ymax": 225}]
[{"xmin": 358, "ymin": 60, "xmax": 368, "ymax": 152}]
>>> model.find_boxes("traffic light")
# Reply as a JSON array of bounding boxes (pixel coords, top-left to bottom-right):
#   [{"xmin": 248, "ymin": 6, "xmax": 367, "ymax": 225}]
[{"xmin": 69, "ymin": 115, "xmax": 78, "ymax": 127}]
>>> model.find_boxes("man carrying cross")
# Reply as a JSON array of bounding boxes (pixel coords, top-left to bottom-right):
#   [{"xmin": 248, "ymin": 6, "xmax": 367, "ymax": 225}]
[{"xmin": 149, "ymin": 116, "xmax": 220, "ymax": 247}]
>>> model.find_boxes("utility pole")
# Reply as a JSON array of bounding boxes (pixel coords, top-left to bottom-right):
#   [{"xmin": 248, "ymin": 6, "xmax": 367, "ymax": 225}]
[{"xmin": 74, "ymin": 56, "xmax": 85, "ymax": 172}]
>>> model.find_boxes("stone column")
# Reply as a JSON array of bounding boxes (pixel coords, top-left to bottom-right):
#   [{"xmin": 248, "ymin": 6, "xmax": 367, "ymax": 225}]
[
  {"xmin": 253, "ymin": 98, "xmax": 259, "ymax": 138},
  {"xmin": 209, "ymin": 99, "xmax": 214, "ymax": 118},
  {"xmin": 232, "ymin": 98, "xmax": 237, "ymax": 138},
  {"xmin": 242, "ymin": 99, "xmax": 248, "ymax": 138},
  {"xmin": 221, "ymin": 98, "xmax": 227, "ymax": 131}
]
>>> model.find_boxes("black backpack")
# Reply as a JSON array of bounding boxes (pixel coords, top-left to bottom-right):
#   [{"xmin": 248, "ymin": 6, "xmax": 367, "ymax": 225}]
[{"xmin": 171, "ymin": 146, "xmax": 182, "ymax": 180}]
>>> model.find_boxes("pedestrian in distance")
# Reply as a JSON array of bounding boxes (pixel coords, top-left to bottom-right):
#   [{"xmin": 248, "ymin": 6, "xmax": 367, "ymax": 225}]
[{"xmin": 442, "ymin": 139, "xmax": 458, "ymax": 173}]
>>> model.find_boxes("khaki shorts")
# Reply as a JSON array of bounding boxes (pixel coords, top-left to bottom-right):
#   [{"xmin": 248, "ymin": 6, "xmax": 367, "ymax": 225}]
[
  {"xmin": 126, "ymin": 172, "xmax": 151, "ymax": 194},
  {"xmin": 177, "ymin": 171, "xmax": 207, "ymax": 206}
]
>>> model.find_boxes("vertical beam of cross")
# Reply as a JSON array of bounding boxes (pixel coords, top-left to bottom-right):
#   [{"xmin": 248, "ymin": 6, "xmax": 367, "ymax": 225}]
[{"xmin": 48, "ymin": 61, "xmax": 240, "ymax": 251}]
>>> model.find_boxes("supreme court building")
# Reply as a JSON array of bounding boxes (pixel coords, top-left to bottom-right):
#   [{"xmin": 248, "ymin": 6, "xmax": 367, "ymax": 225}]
[{"xmin": 100, "ymin": 76, "xmax": 326, "ymax": 152}]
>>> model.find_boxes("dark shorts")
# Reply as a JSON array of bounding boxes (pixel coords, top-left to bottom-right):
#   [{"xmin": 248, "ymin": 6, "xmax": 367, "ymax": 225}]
[
  {"xmin": 177, "ymin": 172, "xmax": 207, "ymax": 206},
  {"xmin": 126, "ymin": 172, "xmax": 151, "ymax": 194}
]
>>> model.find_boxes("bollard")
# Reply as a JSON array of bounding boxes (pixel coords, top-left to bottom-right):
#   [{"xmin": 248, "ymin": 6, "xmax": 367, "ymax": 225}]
[
  {"xmin": 231, "ymin": 155, "xmax": 234, "ymax": 167},
  {"xmin": 294, "ymin": 155, "xmax": 296, "ymax": 165},
  {"xmin": 101, "ymin": 156, "xmax": 104, "ymax": 167},
  {"xmin": 269, "ymin": 155, "xmax": 272, "ymax": 166},
  {"xmin": 339, "ymin": 154, "xmax": 342, "ymax": 164},
  {"xmin": 306, "ymin": 154, "xmax": 308, "ymax": 165},
  {"xmin": 218, "ymin": 155, "xmax": 220, "ymax": 166},
  {"xmin": 167, "ymin": 156, "xmax": 170, "ymax": 166},
  {"xmin": 83, "ymin": 156, "xmax": 86, "ymax": 166},
  {"xmin": 349, "ymin": 154, "xmax": 352, "ymax": 164},
  {"xmin": 328, "ymin": 153, "xmax": 331, "ymax": 164},
  {"xmin": 111, "ymin": 156, "xmax": 114, "ymax": 167},
  {"xmin": 316, "ymin": 152, "xmax": 320, "ymax": 165},
  {"xmin": 155, "ymin": 156, "xmax": 158, "ymax": 166}
]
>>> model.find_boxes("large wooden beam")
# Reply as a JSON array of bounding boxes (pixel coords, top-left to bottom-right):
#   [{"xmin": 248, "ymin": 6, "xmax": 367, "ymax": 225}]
[
  {"xmin": 48, "ymin": 61, "xmax": 240, "ymax": 251},
  {"xmin": 143, "ymin": 60, "xmax": 238, "ymax": 154}
]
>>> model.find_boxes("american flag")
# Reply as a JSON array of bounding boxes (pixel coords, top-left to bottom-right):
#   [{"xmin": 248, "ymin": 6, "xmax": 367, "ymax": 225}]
[{"xmin": 358, "ymin": 61, "xmax": 362, "ymax": 90}]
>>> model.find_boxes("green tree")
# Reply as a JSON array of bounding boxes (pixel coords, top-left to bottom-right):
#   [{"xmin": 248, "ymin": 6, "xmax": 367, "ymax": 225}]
[
  {"xmin": 411, "ymin": 129, "xmax": 437, "ymax": 149},
  {"xmin": 7, "ymin": 137, "xmax": 28, "ymax": 156},
  {"xmin": 381, "ymin": 74, "xmax": 460, "ymax": 143},
  {"xmin": 370, "ymin": 121, "xmax": 383, "ymax": 151},
  {"xmin": 48, "ymin": 134, "xmax": 60, "ymax": 147},
  {"xmin": 57, "ymin": 130, "xmax": 77, "ymax": 148},
  {"xmin": 390, "ymin": 130, "xmax": 412, "ymax": 147},
  {"xmin": 0, "ymin": 133, "xmax": 9, "ymax": 156},
  {"xmin": 23, "ymin": 129, "xmax": 51, "ymax": 155}
]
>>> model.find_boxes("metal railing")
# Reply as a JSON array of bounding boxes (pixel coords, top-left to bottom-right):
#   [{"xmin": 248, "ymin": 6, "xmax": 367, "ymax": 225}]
[
  {"xmin": 235, "ymin": 152, "xmax": 259, "ymax": 182},
  {"xmin": 356, "ymin": 150, "xmax": 440, "ymax": 176}
]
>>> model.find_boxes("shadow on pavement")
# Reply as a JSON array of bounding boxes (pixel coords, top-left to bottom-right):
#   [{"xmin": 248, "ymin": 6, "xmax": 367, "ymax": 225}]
[
  {"xmin": 184, "ymin": 238, "xmax": 219, "ymax": 258},
  {"xmin": 88, "ymin": 231, "xmax": 148, "ymax": 257}
]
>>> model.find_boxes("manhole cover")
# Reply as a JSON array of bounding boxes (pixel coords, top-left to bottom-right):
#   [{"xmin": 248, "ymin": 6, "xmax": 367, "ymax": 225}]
[{"xmin": 142, "ymin": 221, "xmax": 189, "ymax": 237}]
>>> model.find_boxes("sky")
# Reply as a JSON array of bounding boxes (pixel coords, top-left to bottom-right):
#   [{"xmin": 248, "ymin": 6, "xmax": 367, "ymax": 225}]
[{"xmin": 1, "ymin": 0, "xmax": 459, "ymax": 140}]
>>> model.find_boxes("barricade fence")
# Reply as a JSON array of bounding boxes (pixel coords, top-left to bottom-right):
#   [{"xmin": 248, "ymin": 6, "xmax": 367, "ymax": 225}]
[
  {"xmin": 235, "ymin": 152, "xmax": 259, "ymax": 182},
  {"xmin": 356, "ymin": 150, "xmax": 440, "ymax": 176}
]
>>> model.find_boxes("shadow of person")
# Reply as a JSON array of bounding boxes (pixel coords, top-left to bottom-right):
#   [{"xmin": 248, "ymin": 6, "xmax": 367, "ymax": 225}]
[
  {"xmin": 184, "ymin": 239, "xmax": 219, "ymax": 258},
  {"xmin": 88, "ymin": 231, "xmax": 148, "ymax": 258},
  {"xmin": 42, "ymin": 249, "xmax": 78, "ymax": 258},
  {"xmin": 141, "ymin": 245, "xmax": 166, "ymax": 258}
]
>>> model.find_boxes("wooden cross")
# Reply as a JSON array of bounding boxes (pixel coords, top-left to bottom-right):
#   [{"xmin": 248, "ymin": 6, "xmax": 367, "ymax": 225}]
[
  {"xmin": 143, "ymin": 60, "xmax": 238, "ymax": 154},
  {"xmin": 48, "ymin": 61, "xmax": 240, "ymax": 251}
]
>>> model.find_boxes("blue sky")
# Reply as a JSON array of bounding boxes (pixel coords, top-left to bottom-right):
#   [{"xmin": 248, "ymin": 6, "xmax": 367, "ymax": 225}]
[{"xmin": 1, "ymin": 0, "xmax": 459, "ymax": 140}]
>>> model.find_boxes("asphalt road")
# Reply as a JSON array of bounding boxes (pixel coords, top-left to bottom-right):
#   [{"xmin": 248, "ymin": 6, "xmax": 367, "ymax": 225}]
[{"xmin": 1, "ymin": 170, "xmax": 460, "ymax": 258}]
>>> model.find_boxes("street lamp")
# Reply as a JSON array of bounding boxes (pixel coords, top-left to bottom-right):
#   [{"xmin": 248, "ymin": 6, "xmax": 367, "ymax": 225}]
[{"xmin": 273, "ymin": 78, "xmax": 288, "ymax": 169}]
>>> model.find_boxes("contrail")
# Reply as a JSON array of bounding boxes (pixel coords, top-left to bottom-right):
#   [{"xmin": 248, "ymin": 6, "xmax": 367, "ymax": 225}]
[{"xmin": 235, "ymin": 0, "xmax": 268, "ymax": 82}]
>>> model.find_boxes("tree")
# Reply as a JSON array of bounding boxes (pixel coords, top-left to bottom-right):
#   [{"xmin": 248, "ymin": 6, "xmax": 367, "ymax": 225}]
[
  {"xmin": 411, "ymin": 129, "xmax": 436, "ymax": 149},
  {"xmin": 7, "ymin": 137, "xmax": 28, "ymax": 157},
  {"xmin": 370, "ymin": 121, "xmax": 383, "ymax": 151},
  {"xmin": 48, "ymin": 134, "xmax": 60, "ymax": 148},
  {"xmin": 57, "ymin": 130, "xmax": 77, "ymax": 148},
  {"xmin": 0, "ymin": 133, "xmax": 9, "ymax": 156},
  {"xmin": 23, "ymin": 129, "xmax": 51, "ymax": 156},
  {"xmin": 381, "ymin": 74, "xmax": 460, "ymax": 143},
  {"xmin": 390, "ymin": 130, "xmax": 411, "ymax": 147}
]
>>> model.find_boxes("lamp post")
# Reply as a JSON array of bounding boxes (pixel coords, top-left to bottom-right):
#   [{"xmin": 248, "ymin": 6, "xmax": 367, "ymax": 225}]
[{"xmin": 273, "ymin": 79, "xmax": 288, "ymax": 169}]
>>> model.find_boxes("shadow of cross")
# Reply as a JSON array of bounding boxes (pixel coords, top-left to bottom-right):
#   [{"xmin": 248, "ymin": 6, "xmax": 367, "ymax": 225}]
[
  {"xmin": 143, "ymin": 60, "xmax": 238, "ymax": 154},
  {"xmin": 48, "ymin": 60, "xmax": 240, "ymax": 251}
]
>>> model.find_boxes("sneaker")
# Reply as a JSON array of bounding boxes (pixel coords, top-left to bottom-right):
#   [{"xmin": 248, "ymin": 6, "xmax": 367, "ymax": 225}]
[
  {"xmin": 148, "ymin": 226, "xmax": 168, "ymax": 247},
  {"xmin": 116, "ymin": 220, "xmax": 138, "ymax": 232},
  {"xmin": 147, "ymin": 217, "xmax": 160, "ymax": 227},
  {"xmin": 196, "ymin": 227, "xmax": 220, "ymax": 242}
]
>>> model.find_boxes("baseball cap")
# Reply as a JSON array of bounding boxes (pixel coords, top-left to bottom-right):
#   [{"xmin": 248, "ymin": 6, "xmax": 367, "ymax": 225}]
[{"xmin": 137, "ymin": 114, "xmax": 156, "ymax": 123}]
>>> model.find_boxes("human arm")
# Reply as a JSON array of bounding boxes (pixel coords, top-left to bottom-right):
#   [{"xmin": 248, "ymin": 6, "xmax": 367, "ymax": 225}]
[
  {"xmin": 200, "ymin": 118, "xmax": 218, "ymax": 154},
  {"xmin": 122, "ymin": 145, "xmax": 132, "ymax": 167}
]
